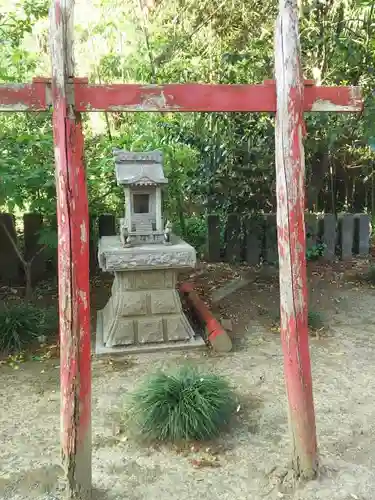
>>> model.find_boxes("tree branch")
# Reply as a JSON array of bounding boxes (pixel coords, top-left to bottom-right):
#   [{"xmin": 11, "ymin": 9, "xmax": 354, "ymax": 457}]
[
  {"xmin": 29, "ymin": 244, "xmax": 47, "ymax": 265},
  {"xmin": 0, "ymin": 221, "xmax": 46, "ymax": 268},
  {"xmin": 0, "ymin": 220, "xmax": 26, "ymax": 267},
  {"xmin": 90, "ymin": 187, "xmax": 114, "ymax": 207},
  {"xmin": 136, "ymin": 0, "xmax": 157, "ymax": 82}
]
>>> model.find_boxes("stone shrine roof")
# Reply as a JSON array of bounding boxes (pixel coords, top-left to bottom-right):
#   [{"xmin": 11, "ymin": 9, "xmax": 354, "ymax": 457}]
[{"xmin": 113, "ymin": 149, "xmax": 168, "ymax": 186}]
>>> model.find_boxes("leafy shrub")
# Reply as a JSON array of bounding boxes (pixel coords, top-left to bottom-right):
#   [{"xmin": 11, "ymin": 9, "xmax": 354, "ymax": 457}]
[
  {"xmin": 0, "ymin": 302, "xmax": 58, "ymax": 353},
  {"xmin": 173, "ymin": 216, "xmax": 207, "ymax": 254},
  {"xmin": 129, "ymin": 365, "xmax": 235, "ymax": 442},
  {"xmin": 306, "ymin": 243, "xmax": 326, "ymax": 261}
]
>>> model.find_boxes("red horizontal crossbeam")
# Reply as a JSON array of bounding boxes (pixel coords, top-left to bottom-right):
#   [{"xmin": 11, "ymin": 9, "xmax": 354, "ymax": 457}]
[
  {"xmin": 0, "ymin": 79, "xmax": 363, "ymax": 113},
  {"xmin": 75, "ymin": 81, "xmax": 362, "ymax": 113},
  {"xmin": 0, "ymin": 81, "xmax": 49, "ymax": 111},
  {"xmin": 76, "ymin": 83, "xmax": 276, "ymax": 112}
]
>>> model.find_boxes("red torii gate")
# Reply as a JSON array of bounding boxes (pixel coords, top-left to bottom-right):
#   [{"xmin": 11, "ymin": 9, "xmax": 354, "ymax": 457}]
[{"xmin": 0, "ymin": 0, "xmax": 363, "ymax": 497}]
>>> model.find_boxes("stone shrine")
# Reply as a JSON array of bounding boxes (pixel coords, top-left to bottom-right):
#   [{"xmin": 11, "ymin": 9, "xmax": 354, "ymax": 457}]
[
  {"xmin": 96, "ymin": 150, "xmax": 205, "ymax": 354},
  {"xmin": 114, "ymin": 149, "xmax": 168, "ymax": 246}
]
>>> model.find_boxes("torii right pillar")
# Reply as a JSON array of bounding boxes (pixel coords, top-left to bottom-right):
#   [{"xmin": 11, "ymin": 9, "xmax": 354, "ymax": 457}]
[{"xmin": 275, "ymin": 0, "xmax": 318, "ymax": 479}]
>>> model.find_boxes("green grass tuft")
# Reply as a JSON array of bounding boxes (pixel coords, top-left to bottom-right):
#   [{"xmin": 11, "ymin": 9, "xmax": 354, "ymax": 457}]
[
  {"xmin": 307, "ymin": 310, "xmax": 324, "ymax": 331},
  {"xmin": 129, "ymin": 365, "xmax": 236, "ymax": 442},
  {"xmin": 0, "ymin": 302, "xmax": 58, "ymax": 353}
]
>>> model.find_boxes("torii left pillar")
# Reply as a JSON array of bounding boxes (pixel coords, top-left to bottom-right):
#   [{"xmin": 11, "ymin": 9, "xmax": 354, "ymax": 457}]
[{"xmin": 50, "ymin": 0, "xmax": 91, "ymax": 498}]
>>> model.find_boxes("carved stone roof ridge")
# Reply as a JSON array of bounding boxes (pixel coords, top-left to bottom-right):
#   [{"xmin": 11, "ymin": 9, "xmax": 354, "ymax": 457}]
[{"xmin": 113, "ymin": 148, "xmax": 168, "ymax": 186}]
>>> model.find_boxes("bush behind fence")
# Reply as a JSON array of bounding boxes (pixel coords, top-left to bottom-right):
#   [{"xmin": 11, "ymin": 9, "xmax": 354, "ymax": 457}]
[{"xmin": 0, "ymin": 212, "xmax": 371, "ymax": 287}]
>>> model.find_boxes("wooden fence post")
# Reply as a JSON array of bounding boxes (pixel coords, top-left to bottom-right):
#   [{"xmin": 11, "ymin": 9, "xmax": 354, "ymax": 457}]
[
  {"xmin": 89, "ymin": 215, "xmax": 98, "ymax": 272},
  {"xmin": 0, "ymin": 213, "xmax": 20, "ymax": 284},
  {"xmin": 50, "ymin": 0, "xmax": 91, "ymax": 497},
  {"xmin": 244, "ymin": 215, "xmax": 263, "ymax": 265},
  {"xmin": 354, "ymin": 213, "xmax": 370, "ymax": 257},
  {"xmin": 321, "ymin": 214, "xmax": 336, "ymax": 261},
  {"xmin": 206, "ymin": 214, "xmax": 221, "ymax": 262},
  {"xmin": 263, "ymin": 213, "xmax": 278, "ymax": 264},
  {"xmin": 338, "ymin": 214, "xmax": 355, "ymax": 260},
  {"xmin": 274, "ymin": 0, "xmax": 318, "ymax": 479},
  {"xmin": 225, "ymin": 214, "xmax": 242, "ymax": 263},
  {"xmin": 98, "ymin": 214, "xmax": 116, "ymax": 237}
]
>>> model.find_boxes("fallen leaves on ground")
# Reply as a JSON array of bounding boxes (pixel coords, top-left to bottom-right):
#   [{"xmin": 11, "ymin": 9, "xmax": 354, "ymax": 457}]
[
  {"xmin": 0, "ymin": 342, "xmax": 60, "ymax": 370},
  {"xmin": 96, "ymin": 357, "xmax": 135, "ymax": 371},
  {"xmin": 190, "ymin": 455, "xmax": 221, "ymax": 468}
]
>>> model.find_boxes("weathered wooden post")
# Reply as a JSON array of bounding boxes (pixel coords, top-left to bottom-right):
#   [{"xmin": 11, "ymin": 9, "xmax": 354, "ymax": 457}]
[
  {"xmin": 274, "ymin": 0, "xmax": 318, "ymax": 479},
  {"xmin": 50, "ymin": 0, "xmax": 92, "ymax": 497}
]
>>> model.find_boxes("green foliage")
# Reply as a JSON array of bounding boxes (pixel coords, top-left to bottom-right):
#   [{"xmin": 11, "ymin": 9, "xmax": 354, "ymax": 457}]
[
  {"xmin": 1, "ymin": 0, "xmax": 375, "ymax": 230},
  {"xmin": 173, "ymin": 215, "xmax": 207, "ymax": 254},
  {"xmin": 129, "ymin": 365, "xmax": 235, "ymax": 442},
  {"xmin": 306, "ymin": 243, "xmax": 327, "ymax": 261},
  {"xmin": 0, "ymin": 0, "xmax": 49, "ymax": 82},
  {"xmin": 0, "ymin": 114, "xmax": 54, "ymax": 213},
  {"xmin": 37, "ymin": 227, "xmax": 58, "ymax": 251},
  {"xmin": 0, "ymin": 302, "xmax": 58, "ymax": 353}
]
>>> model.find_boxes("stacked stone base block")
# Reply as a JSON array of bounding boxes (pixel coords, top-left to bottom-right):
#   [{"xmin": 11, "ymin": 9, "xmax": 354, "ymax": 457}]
[{"xmin": 96, "ymin": 269, "xmax": 204, "ymax": 354}]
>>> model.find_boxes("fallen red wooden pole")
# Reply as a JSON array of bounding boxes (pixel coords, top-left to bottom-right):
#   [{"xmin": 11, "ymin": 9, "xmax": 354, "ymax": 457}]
[
  {"xmin": 274, "ymin": 0, "xmax": 318, "ymax": 479},
  {"xmin": 50, "ymin": 0, "xmax": 91, "ymax": 497},
  {"xmin": 180, "ymin": 282, "xmax": 232, "ymax": 352}
]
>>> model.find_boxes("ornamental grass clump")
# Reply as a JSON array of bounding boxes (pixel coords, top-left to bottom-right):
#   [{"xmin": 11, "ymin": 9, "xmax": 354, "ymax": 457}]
[
  {"xmin": 130, "ymin": 365, "xmax": 236, "ymax": 442},
  {"xmin": 0, "ymin": 302, "xmax": 58, "ymax": 353}
]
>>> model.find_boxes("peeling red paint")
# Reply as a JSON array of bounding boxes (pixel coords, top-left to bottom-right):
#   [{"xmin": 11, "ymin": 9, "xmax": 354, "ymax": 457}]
[
  {"xmin": 53, "ymin": 88, "xmax": 91, "ymax": 495},
  {"xmin": 0, "ymin": 81, "xmax": 363, "ymax": 113},
  {"xmin": 275, "ymin": 3, "xmax": 318, "ymax": 479},
  {"xmin": 66, "ymin": 113, "xmax": 91, "ymax": 442},
  {"xmin": 50, "ymin": 0, "xmax": 91, "ymax": 497},
  {"xmin": 74, "ymin": 82, "xmax": 363, "ymax": 113},
  {"xmin": 74, "ymin": 83, "xmax": 276, "ymax": 112},
  {"xmin": 0, "ymin": 83, "xmax": 49, "ymax": 111}
]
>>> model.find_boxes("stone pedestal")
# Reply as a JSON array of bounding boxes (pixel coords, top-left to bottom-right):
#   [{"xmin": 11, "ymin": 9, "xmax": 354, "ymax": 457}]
[{"xmin": 96, "ymin": 236, "xmax": 205, "ymax": 354}]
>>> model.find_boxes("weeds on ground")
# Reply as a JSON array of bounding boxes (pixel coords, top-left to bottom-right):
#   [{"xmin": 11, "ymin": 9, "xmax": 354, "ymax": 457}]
[
  {"xmin": 356, "ymin": 265, "xmax": 375, "ymax": 285},
  {"xmin": 0, "ymin": 302, "xmax": 58, "ymax": 353},
  {"xmin": 127, "ymin": 365, "xmax": 236, "ymax": 442},
  {"xmin": 272, "ymin": 308, "xmax": 324, "ymax": 335}
]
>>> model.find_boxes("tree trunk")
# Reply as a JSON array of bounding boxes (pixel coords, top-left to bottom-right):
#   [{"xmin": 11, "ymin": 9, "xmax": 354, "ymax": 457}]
[
  {"xmin": 24, "ymin": 263, "xmax": 33, "ymax": 301},
  {"xmin": 274, "ymin": 0, "xmax": 318, "ymax": 480},
  {"xmin": 307, "ymin": 151, "xmax": 330, "ymax": 211}
]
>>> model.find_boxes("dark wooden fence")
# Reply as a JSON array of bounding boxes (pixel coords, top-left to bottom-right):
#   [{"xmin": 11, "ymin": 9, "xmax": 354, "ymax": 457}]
[
  {"xmin": 0, "ymin": 213, "xmax": 118, "ymax": 286},
  {"xmin": 206, "ymin": 212, "xmax": 371, "ymax": 264},
  {"xmin": 0, "ymin": 212, "xmax": 371, "ymax": 287}
]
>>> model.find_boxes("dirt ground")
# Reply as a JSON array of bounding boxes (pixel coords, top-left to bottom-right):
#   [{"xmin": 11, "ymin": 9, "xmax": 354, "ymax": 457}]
[{"xmin": 1, "ymin": 261, "xmax": 375, "ymax": 500}]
